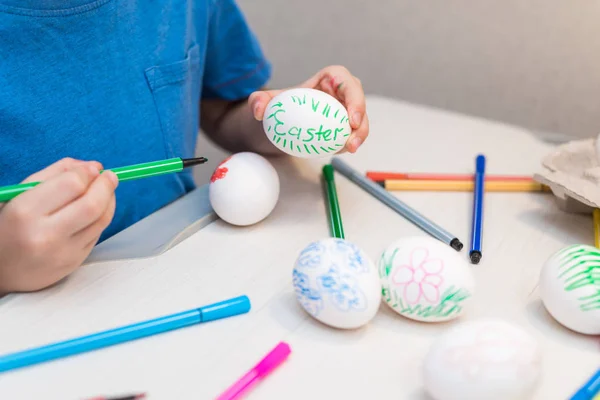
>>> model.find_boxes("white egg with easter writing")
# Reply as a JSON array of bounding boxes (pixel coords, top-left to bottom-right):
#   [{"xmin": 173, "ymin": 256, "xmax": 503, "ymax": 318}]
[
  {"xmin": 262, "ymin": 88, "xmax": 351, "ymax": 158},
  {"xmin": 539, "ymin": 244, "xmax": 600, "ymax": 335},
  {"xmin": 378, "ymin": 236, "xmax": 475, "ymax": 322},
  {"xmin": 208, "ymin": 152, "xmax": 279, "ymax": 226},
  {"xmin": 423, "ymin": 319, "xmax": 542, "ymax": 400},
  {"xmin": 292, "ymin": 238, "xmax": 381, "ymax": 329}
]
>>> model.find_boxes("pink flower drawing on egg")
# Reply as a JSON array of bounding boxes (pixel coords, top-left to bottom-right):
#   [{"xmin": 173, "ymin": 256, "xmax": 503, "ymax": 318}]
[
  {"xmin": 210, "ymin": 156, "xmax": 232, "ymax": 183},
  {"xmin": 391, "ymin": 247, "xmax": 444, "ymax": 305},
  {"xmin": 442, "ymin": 325, "xmax": 540, "ymax": 379}
]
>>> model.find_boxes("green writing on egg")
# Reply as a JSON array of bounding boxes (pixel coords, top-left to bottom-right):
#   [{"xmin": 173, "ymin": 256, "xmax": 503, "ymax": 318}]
[
  {"xmin": 555, "ymin": 244, "xmax": 600, "ymax": 311},
  {"xmin": 265, "ymin": 93, "xmax": 350, "ymax": 154},
  {"xmin": 381, "ymin": 285, "xmax": 471, "ymax": 319}
]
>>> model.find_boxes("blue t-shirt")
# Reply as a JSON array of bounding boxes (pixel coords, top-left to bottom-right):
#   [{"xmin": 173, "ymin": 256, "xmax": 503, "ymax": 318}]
[{"xmin": 0, "ymin": 0, "xmax": 271, "ymax": 242}]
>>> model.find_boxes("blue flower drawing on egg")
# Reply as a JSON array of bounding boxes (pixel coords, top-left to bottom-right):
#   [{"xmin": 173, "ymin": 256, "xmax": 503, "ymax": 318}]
[
  {"xmin": 293, "ymin": 270, "xmax": 324, "ymax": 316},
  {"xmin": 296, "ymin": 241, "xmax": 326, "ymax": 268},
  {"xmin": 332, "ymin": 239, "xmax": 369, "ymax": 273},
  {"xmin": 317, "ymin": 265, "xmax": 368, "ymax": 312}
]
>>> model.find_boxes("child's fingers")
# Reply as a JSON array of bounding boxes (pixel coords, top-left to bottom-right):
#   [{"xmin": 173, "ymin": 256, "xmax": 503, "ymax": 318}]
[
  {"xmin": 248, "ymin": 89, "xmax": 283, "ymax": 121},
  {"xmin": 51, "ymin": 171, "xmax": 118, "ymax": 236},
  {"xmin": 12, "ymin": 163, "xmax": 101, "ymax": 217},
  {"xmin": 21, "ymin": 158, "xmax": 100, "ymax": 183},
  {"xmin": 73, "ymin": 193, "xmax": 116, "ymax": 247},
  {"xmin": 333, "ymin": 76, "xmax": 366, "ymax": 131},
  {"xmin": 345, "ymin": 112, "xmax": 370, "ymax": 153}
]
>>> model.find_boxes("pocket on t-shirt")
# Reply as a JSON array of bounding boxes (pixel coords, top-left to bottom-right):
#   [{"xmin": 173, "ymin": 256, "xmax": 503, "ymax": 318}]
[{"xmin": 144, "ymin": 44, "xmax": 202, "ymax": 160}]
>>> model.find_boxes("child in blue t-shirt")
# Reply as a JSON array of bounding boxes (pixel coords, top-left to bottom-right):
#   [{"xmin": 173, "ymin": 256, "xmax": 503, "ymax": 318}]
[{"xmin": 0, "ymin": 0, "xmax": 369, "ymax": 294}]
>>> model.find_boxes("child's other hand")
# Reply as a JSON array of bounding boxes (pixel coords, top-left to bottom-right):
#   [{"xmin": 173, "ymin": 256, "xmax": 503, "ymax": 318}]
[
  {"xmin": 248, "ymin": 65, "xmax": 369, "ymax": 153},
  {"xmin": 0, "ymin": 158, "xmax": 118, "ymax": 295}
]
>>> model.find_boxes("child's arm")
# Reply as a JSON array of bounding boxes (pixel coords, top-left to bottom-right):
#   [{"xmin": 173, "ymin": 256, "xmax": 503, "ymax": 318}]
[{"xmin": 200, "ymin": 92, "xmax": 281, "ymax": 156}]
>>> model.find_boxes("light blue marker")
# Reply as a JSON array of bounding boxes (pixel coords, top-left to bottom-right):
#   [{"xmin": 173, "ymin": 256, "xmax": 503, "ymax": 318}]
[
  {"xmin": 0, "ymin": 295, "xmax": 251, "ymax": 373},
  {"xmin": 570, "ymin": 368, "xmax": 600, "ymax": 400}
]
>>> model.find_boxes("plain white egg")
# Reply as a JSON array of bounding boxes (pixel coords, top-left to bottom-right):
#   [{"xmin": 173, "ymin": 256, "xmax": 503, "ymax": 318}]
[
  {"xmin": 539, "ymin": 244, "xmax": 600, "ymax": 335},
  {"xmin": 208, "ymin": 152, "xmax": 279, "ymax": 226},
  {"xmin": 423, "ymin": 319, "xmax": 542, "ymax": 400},
  {"xmin": 292, "ymin": 238, "xmax": 381, "ymax": 329},
  {"xmin": 262, "ymin": 88, "xmax": 351, "ymax": 158},
  {"xmin": 378, "ymin": 236, "xmax": 475, "ymax": 322}
]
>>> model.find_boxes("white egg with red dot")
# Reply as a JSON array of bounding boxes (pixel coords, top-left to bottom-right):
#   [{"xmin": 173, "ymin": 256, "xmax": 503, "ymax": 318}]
[
  {"xmin": 262, "ymin": 88, "xmax": 351, "ymax": 158},
  {"xmin": 208, "ymin": 152, "xmax": 279, "ymax": 226}
]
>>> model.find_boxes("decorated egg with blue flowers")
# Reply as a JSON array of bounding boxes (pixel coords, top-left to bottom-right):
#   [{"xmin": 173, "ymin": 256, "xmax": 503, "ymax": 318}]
[{"xmin": 292, "ymin": 238, "xmax": 381, "ymax": 329}]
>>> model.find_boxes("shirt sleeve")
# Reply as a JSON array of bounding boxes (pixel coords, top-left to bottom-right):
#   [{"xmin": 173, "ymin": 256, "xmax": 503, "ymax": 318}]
[{"xmin": 202, "ymin": 0, "xmax": 272, "ymax": 100}]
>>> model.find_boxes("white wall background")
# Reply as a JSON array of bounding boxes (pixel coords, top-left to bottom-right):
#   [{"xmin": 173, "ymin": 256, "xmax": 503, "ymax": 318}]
[
  {"xmin": 236, "ymin": 0, "xmax": 600, "ymax": 139},
  {"xmin": 195, "ymin": 0, "xmax": 600, "ymax": 184}
]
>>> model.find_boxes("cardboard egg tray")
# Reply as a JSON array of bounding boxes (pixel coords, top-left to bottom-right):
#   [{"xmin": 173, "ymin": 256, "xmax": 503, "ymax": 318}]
[{"xmin": 534, "ymin": 137, "xmax": 600, "ymax": 214}]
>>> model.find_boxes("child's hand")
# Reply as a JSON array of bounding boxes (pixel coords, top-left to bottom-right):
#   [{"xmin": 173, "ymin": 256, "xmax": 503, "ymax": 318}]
[
  {"xmin": 0, "ymin": 158, "xmax": 118, "ymax": 295},
  {"xmin": 248, "ymin": 65, "xmax": 369, "ymax": 153}
]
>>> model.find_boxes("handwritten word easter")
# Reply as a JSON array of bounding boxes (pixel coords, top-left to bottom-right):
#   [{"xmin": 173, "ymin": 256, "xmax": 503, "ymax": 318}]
[
  {"xmin": 265, "ymin": 96, "xmax": 350, "ymax": 155},
  {"xmin": 555, "ymin": 245, "xmax": 600, "ymax": 311}
]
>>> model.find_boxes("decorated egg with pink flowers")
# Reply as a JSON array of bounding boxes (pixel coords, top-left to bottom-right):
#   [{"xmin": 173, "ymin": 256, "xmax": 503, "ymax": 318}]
[{"xmin": 378, "ymin": 236, "xmax": 476, "ymax": 322}]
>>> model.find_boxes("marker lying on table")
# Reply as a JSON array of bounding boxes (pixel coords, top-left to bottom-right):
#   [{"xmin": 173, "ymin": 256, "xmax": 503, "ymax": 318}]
[
  {"xmin": 469, "ymin": 155, "xmax": 486, "ymax": 264},
  {"xmin": 322, "ymin": 164, "xmax": 345, "ymax": 239},
  {"xmin": 593, "ymin": 209, "xmax": 600, "ymax": 249},
  {"xmin": 86, "ymin": 393, "xmax": 146, "ymax": 400},
  {"xmin": 331, "ymin": 157, "xmax": 464, "ymax": 251},
  {"xmin": 375, "ymin": 179, "xmax": 550, "ymax": 192},
  {"xmin": 216, "ymin": 341, "xmax": 291, "ymax": 400},
  {"xmin": 0, "ymin": 156, "xmax": 208, "ymax": 203},
  {"xmin": 570, "ymin": 368, "xmax": 600, "ymax": 400},
  {"xmin": 0, "ymin": 295, "xmax": 250, "ymax": 373},
  {"xmin": 366, "ymin": 171, "xmax": 534, "ymax": 182}
]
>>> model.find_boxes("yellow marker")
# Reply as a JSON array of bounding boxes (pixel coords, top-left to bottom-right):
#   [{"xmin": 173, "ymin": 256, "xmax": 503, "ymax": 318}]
[
  {"xmin": 380, "ymin": 179, "xmax": 551, "ymax": 192},
  {"xmin": 594, "ymin": 209, "xmax": 600, "ymax": 248}
]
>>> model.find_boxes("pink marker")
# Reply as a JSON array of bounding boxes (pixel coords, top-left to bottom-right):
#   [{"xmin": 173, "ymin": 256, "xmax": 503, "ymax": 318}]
[{"xmin": 216, "ymin": 342, "xmax": 291, "ymax": 400}]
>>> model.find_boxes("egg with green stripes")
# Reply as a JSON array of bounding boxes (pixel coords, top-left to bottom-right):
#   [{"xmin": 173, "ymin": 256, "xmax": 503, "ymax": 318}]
[
  {"xmin": 539, "ymin": 244, "xmax": 600, "ymax": 335},
  {"xmin": 262, "ymin": 88, "xmax": 351, "ymax": 158}
]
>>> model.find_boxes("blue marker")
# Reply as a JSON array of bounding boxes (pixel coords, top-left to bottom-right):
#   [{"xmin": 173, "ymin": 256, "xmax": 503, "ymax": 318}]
[
  {"xmin": 0, "ymin": 295, "xmax": 251, "ymax": 373},
  {"xmin": 469, "ymin": 154, "xmax": 485, "ymax": 264},
  {"xmin": 570, "ymin": 368, "xmax": 600, "ymax": 400}
]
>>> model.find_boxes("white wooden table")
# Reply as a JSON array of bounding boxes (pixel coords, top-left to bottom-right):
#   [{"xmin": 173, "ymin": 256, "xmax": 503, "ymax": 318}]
[{"xmin": 0, "ymin": 96, "xmax": 597, "ymax": 400}]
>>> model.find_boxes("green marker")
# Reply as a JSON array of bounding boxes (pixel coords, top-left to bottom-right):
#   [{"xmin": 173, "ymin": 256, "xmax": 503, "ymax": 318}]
[
  {"xmin": 322, "ymin": 164, "xmax": 345, "ymax": 239},
  {"xmin": 0, "ymin": 156, "xmax": 208, "ymax": 203}
]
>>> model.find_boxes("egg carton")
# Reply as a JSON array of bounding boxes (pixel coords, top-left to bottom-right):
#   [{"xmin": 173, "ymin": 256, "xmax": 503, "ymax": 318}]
[{"xmin": 533, "ymin": 137, "xmax": 600, "ymax": 214}]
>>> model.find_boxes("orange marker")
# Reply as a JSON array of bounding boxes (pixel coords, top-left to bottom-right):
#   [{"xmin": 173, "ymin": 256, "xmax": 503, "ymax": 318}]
[
  {"xmin": 366, "ymin": 171, "xmax": 533, "ymax": 182},
  {"xmin": 377, "ymin": 179, "xmax": 550, "ymax": 192}
]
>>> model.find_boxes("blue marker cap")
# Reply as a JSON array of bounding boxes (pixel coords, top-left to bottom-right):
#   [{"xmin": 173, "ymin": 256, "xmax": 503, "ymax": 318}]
[
  {"xmin": 199, "ymin": 295, "xmax": 251, "ymax": 322},
  {"xmin": 476, "ymin": 154, "xmax": 486, "ymax": 172}
]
